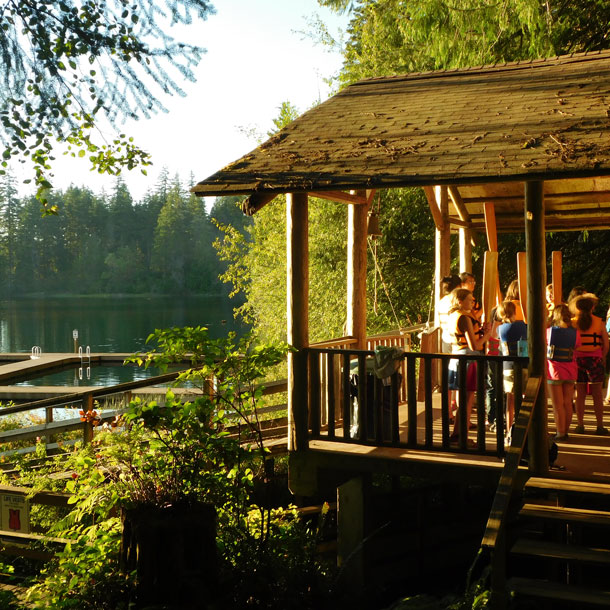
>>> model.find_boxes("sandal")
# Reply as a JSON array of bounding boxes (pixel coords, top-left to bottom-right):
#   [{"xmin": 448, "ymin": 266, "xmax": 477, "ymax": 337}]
[{"xmin": 604, "ymin": 399, "xmax": 610, "ymax": 407}]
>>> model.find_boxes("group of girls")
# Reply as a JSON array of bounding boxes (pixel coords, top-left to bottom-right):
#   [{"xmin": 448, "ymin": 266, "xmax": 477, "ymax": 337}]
[
  {"xmin": 546, "ymin": 287, "xmax": 609, "ymax": 440},
  {"xmin": 442, "ymin": 277, "xmax": 610, "ymax": 446},
  {"xmin": 442, "ymin": 276, "xmax": 491, "ymax": 445}
]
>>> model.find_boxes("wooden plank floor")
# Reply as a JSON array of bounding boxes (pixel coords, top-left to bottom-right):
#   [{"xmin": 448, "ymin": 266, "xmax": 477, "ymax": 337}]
[{"xmin": 312, "ymin": 392, "xmax": 610, "ymax": 483}]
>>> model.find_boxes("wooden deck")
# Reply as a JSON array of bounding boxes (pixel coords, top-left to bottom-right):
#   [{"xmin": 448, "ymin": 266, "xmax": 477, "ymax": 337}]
[{"xmin": 302, "ymin": 391, "xmax": 610, "ymax": 487}]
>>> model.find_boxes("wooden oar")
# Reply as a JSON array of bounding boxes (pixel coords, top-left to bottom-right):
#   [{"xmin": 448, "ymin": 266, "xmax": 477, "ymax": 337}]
[
  {"xmin": 484, "ymin": 202, "xmax": 503, "ymax": 304},
  {"xmin": 517, "ymin": 252, "xmax": 528, "ymax": 323},
  {"xmin": 552, "ymin": 251, "xmax": 562, "ymax": 305},
  {"xmin": 482, "ymin": 251, "xmax": 498, "ymax": 323}
]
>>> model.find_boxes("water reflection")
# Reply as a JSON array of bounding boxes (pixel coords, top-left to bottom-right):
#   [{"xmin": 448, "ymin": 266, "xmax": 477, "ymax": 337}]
[{"xmin": 0, "ymin": 295, "xmax": 246, "ymax": 387}]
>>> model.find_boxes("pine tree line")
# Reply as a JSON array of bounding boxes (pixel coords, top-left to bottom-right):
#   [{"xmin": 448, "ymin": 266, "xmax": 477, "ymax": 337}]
[{"xmin": 0, "ymin": 170, "xmax": 249, "ymax": 296}]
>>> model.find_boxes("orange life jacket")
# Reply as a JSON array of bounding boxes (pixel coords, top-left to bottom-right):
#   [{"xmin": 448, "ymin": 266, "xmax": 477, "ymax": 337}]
[
  {"xmin": 449, "ymin": 310, "xmax": 482, "ymax": 350},
  {"xmin": 574, "ymin": 315, "xmax": 605, "ymax": 352},
  {"xmin": 511, "ymin": 300, "xmax": 524, "ymax": 322}
]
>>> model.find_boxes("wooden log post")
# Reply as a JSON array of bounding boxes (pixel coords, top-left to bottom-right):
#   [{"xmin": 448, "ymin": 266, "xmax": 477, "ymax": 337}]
[
  {"xmin": 347, "ymin": 201, "xmax": 368, "ymax": 349},
  {"xmin": 459, "ymin": 228, "xmax": 472, "ymax": 274},
  {"xmin": 424, "ymin": 186, "xmax": 451, "ymax": 328},
  {"xmin": 434, "ymin": 186, "xmax": 451, "ymax": 327},
  {"xmin": 524, "ymin": 181, "xmax": 549, "ymax": 474},
  {"xmin": 287, "ymin": 193, "xmax": 309, "ymax": 453},
  {"xmin": 337, "ymin": 475, "xmax": 370, "ymax": 599}
]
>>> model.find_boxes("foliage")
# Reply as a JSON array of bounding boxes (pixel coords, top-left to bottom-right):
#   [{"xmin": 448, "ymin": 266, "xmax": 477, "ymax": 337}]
[
  {"xmin": 320, "ymin": 0, "xmax": 610, "ymax": 86},
  {"xmin": 20, "ymin": 327, "xmax": 334, "ymax": 609},
  {"xmin": 0, "ymin": 0, "xmax": 214, "ymax": 209}
]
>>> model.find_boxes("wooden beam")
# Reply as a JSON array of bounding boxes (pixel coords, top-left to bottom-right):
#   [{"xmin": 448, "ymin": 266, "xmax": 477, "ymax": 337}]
[
  {"xmin": 448, "ymin": 186, "xmax": 471, "ymax": 222},
  {"xmin": 286, "ymin": 193, "xmax": 309, "ymax": 453},
  {"xmin": 241, "ymin": 192, "xmax": 278, "ymax": 215},
  {"xmin": 347, "ymin": 202, "xmax": 368, "ymax": 349},
  {"xmin": 524, "ymin": 180, "xmax": 548, "ymax": 475},
  {"xmin": 423, "ymin": 186, "xmax": 445, "ymax": 231},
  {"xmin": 448, "ymin": 217, "xmax": 473, "ymax": 229},
  {"xmin": 517, "ymin": 252, "xmax": 528, "ymax": 324},
  {"xmin": 482, "ymin": 251, "xmax": 498, "ymax": 323},
  {"xmin": 309, "ymin": 191, "xmax": 368, "ymax": 205},
  {"xmin": 552, "ymin": 251, "xmax": 562, "ymax": 305},
  {"xmin": 461, "ymin": 191, "xmax": 610, "ymax": 206}
]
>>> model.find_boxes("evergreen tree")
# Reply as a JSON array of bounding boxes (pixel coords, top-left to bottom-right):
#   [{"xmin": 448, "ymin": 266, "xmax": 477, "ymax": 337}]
[{"xmin": 0, "ymin": 170, "xmax": 21, "ymax": 291}]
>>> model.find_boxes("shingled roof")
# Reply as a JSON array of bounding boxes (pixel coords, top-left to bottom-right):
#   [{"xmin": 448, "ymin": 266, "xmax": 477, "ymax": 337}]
[{"xmin": 192, "ymin": 50, "xmax": 610, "ymax": 231}]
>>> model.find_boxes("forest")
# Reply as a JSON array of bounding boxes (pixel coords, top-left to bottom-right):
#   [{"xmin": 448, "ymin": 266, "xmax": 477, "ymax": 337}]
[{"xmin": 0, "ymin": 170, "xmax": 249, "ymax": 296}]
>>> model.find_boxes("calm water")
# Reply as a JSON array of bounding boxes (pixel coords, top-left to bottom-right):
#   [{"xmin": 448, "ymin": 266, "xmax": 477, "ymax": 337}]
[{"xmin": 0, "ymin": 295, "xmax": 246, "ymax": 387}]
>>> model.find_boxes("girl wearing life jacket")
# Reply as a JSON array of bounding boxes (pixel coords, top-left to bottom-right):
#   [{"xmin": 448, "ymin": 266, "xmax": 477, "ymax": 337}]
[
  {"xmin": 505, "ymin": 280, "xmax": 524, "ymax": 322},
  {"xmin": 497, "ymin": 301, "xmax": 528, "ymax": 436},
  {"xmin": 438, "ymin": 274, "xmax": 461, "ymax": 421},
  {"xmin": 570, "ymin": 293, "xmax": 609, "ymax": 435},
  {"xmin": 547, "ymin": 304, "xmax": 580, "ymax": 441},
  {"xmin": 447, "ymin": 288, "xmax": 492, "ymax": 445}
]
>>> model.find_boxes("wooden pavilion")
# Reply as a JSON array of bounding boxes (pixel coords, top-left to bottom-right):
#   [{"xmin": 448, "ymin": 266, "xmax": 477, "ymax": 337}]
[{"xmin": 193, "ymin": 50, "xmax": 610, "ymax": 607}]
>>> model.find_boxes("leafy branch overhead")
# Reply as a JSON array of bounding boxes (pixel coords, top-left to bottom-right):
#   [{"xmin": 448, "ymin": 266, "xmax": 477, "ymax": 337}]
[{"xmin": 0, "ymin": 0, "xmax": 214, "ymax": 210}]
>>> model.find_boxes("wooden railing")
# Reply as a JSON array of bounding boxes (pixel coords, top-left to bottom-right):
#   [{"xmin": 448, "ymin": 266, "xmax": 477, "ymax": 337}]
[
  {"xmin": 304, "ymin": 347, "xmax": 528, "ymax": 457},
  {"xmin": 0, "ymin": 372, "xmax": 288, "ymax": 454},
  {"xmin": 308, "ymin": 326, "xmax": 424, "ymax": 425}
]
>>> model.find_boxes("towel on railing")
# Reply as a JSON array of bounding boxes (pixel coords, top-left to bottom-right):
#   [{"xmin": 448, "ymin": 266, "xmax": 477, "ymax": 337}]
[{"xmin": 373, "ymin": 346, "xmax": 404, "ymax": 380}]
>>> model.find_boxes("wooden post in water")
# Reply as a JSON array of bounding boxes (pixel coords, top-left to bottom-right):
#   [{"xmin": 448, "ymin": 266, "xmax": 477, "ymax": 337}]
[
  {"xmin": 524, "ymin": 181, "xmax": 548, "ymax": 474},
  {"xmin": 286, "ymin": 193, "xmax": 309, "ymax": 453}
]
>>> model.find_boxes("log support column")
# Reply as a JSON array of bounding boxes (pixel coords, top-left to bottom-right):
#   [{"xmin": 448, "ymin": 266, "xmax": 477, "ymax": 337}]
[
  {"xmin": 347, "ymin": 202, "xmax": 368, "ymax": 349},
  {"xmin": 337, "ymin": 475, "xmax": 371, "ymax": 599},
  {"xmin": 524, "ymin": 181, "xmax": 548, "ymax": 474},
  {"xmin": 434, "ymin": 186, "xmax": 451, "ymax": 326},
  {"xmin": 287, "ymin": 193, "xmax": 309, "ymax": 453},
  {"xmin": 459, "ymin": 228, "xmax": 472, "ymax": 274}
]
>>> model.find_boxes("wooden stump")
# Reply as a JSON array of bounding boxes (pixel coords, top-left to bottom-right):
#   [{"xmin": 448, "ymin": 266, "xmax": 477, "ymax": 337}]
[{"xmin": 121, "ymin": 503, "xmax": 217, "ymax": 609}]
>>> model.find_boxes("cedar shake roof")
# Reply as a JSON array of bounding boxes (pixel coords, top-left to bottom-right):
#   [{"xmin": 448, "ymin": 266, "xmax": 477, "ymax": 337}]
[{"xmin": 193, "ymin": 50, "xmax": 610, "ymax": 231}]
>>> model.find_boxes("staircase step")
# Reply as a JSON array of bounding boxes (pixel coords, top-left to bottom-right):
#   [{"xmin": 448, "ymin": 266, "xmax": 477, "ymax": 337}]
[
  {"xmin": 520, "ymin": 503, "xmax": 610, "ymax": 527},
  {"xmin": 511, "ymin": 538, "xmax": 610, "ymax": 564},
  {"xmin": 526, "ymin": 477, "xmax": 610, "ymax": 496},
  {"xmin": 509, "ymin": 577, "xmax": 610, "ymax": 606}
]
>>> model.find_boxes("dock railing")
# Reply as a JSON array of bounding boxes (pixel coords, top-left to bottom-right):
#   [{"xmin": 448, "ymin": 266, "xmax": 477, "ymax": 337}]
[
  {"xmin": 305, "ymin": 346, "xmax": 528, "ymax": 457},
  {"xmin": 0, "ymin": 371, "xmax": 289, "ymax": 454}
]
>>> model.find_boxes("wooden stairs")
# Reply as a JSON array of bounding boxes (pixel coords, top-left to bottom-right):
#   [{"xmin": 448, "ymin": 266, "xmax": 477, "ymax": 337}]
[{"xmin": 505, "ymin": 476, "xmax": 610, "ymax": 608}]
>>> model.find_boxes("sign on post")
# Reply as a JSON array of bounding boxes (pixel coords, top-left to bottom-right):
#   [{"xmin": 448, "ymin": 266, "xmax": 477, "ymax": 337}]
[{"xmin": 1, "ymin": 493, "xmax": 30, "ymax": 534}]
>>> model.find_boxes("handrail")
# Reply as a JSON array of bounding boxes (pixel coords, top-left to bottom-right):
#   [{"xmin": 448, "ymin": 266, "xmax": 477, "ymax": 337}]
[
  {"xmin": 309, "ymin": 336, "xmax": 358, "ymax": 349},
  {"xmin": 0, "ymin": 370, "xmax": 185, "ymax": 417},
  {"xmin": 481, "ymin": 375, "xmax": 541, "ymax": 549}
]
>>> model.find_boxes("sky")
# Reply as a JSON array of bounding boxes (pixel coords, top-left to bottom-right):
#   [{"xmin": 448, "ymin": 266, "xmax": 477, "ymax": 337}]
[{"xmin": 13, "ymin": 1, "xmax": 348, "ymax": 206}]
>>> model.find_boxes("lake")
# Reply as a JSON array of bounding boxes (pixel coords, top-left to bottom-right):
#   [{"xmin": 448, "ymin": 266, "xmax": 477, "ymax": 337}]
[{"xmin": 0, "ymin": 295, "xmax": 246, "ymax": 387}]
